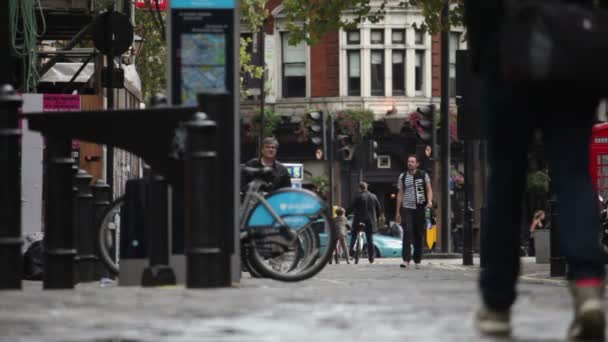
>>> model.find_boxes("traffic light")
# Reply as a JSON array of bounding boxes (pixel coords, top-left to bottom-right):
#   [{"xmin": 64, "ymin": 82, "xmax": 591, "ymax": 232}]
[
  {"xmin": 415, "ymin": 105, "xmax": 435, "ymax": 143},
  {"xmin": 368, "ymin": 139, "xmax": 378, "ymax": 165},
  {"xmin": 336, "ymin": 134, "xmax": 354, "ymax": 161},
  {"xmin": 308, "ymin": 111, "xmax": 326, "ymax": 159}
]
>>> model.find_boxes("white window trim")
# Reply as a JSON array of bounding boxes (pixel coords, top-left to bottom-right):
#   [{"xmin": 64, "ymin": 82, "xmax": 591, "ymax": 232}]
[
  {"xmin": 339, "ymin": 19, "xmax": 432, "ymax": 98},
  {"xmin": 273, "ymin": 6, "xmax": 311, "ymax": 99}
]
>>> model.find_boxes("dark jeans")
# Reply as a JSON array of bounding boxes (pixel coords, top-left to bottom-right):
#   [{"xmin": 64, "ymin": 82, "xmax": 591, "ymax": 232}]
[
  {"xmin": 349, "ymin": 220, "xmax": 375, "ymax": 261},
  {"xmin": 401, "ymin": 207, "xmax": 425, "ymax": 264},
  {"xmin": 479, "ymin": 76, "xmax": 606, "ymax": 311}
]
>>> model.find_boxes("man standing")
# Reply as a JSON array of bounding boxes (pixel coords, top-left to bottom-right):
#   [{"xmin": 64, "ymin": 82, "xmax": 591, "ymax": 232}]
[
  {"xmin": 347, "ymin": 182, "xmax": 382, "ymax": 264},
  {"xmin": 395, "ymin": 155, "xmax": 433, "ymax": 269},
  {"xmin": 465, "ymin": 1, "xmax": 606, "ymax": 340},
  {"xmin": 242, "ymin": 137, "xmax": 291, "ymax": 191}
]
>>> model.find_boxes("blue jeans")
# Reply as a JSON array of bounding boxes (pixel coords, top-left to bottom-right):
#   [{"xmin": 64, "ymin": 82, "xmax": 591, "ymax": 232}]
[{"xmin": 479, "ymin": 76, "xmax": 606, "ymax": 310}]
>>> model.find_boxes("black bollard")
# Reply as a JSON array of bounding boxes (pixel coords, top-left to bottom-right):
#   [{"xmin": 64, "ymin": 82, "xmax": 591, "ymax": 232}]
[
  {"xmin": 74, "ymin": 169, "xmax": 96, "ymax": 282},
  {"xmin": 0, "ymin": 84, "xmax": 23, "ymax": 289},
  {"xmin": 141, "ymin": 172, "xmax": 176, "ymax": 287},
  {"xmin": 92, "ymin": 179, "xmax": 112, "ymax": 278},
  {"xmin": 549, "ymin": 198, "xmax": 566, "ymax": 277},
  {"xmin": 184, "ymin": 108, "xmax": 230, "ymax": 288},
  {"xmin": 43, "ymin": 138, "xmax": 76, "ymax": 289},
  {"xmin": 198, "ymin": 93, "xmax": 239, "ymax": 285}
]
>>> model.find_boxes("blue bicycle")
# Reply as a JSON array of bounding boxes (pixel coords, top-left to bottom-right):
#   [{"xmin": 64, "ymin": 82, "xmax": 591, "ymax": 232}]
[{"xmin": 240, "ymin": 166, "xmax": 337, "ymax": 281}]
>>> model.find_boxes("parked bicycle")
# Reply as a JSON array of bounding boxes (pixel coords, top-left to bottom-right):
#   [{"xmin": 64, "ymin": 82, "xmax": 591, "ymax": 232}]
[{"xmin": 97, "ymin": 166, "xmax": 337, "ymax": 282}]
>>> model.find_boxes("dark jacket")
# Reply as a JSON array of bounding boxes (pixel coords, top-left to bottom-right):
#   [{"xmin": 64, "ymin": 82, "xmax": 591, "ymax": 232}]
[
  {"xmin": 242, "ymin": 158, "xmax": 292, "ymax": 192},
  {"xmin": 464, "ymin": 0, "xmax": 596, "ymax": 75},
  {"xmin": 347, "ymin": 190, "xmax": 382, "ymax": 232}
]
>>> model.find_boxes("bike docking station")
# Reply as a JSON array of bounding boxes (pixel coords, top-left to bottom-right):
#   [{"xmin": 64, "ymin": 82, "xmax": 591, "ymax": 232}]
[{"xmin": 1, "ymin": 0, "xmax": 241, "ymax": 290}]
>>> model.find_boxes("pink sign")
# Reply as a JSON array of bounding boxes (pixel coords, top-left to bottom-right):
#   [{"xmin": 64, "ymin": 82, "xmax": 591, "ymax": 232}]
[{"xmin": 43, "ymin": 94, "xmax": 81, "ymax": 112}]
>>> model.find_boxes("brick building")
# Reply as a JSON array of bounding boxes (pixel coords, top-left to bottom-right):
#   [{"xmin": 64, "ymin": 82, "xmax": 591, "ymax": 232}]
[{"xmin": 241, "ymin": 1, "xmax": 466, "ymax": 222}]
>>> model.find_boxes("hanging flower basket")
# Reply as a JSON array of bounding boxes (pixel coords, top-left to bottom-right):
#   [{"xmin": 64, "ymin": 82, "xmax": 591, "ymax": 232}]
[{"xmin": 334, "ymin": 109, "xmax": 374, "ymax": 142}]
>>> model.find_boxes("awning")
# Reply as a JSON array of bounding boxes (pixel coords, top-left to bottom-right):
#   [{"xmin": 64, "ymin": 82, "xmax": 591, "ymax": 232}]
[
  {"xmin": 39, "ymin": 62, "xmax": 143, "ymax": 101},
  {"xmin": 40, "ymin": 62, "xmax": 95, "ymax": 83}
]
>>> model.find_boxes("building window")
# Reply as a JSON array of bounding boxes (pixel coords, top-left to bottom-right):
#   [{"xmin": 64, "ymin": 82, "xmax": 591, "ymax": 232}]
[
  {"xmin": 392, "ymin": 29, "xmax": 405, "ymax": 44},
  {"xmin": 347, "ymin": 30, "xmax": 361, "ymax": 45},
  {"xmin": 415, "ymin": 50, "xmax": 424, "ymax": 93},
  {"xmin": 449, "ymin": 32, "xmax": 461, "ymax": 98},
  {"xmin": 371, "ymin": 50, "xmax": 384, "ymax": 96},
  {"xmin": 347, "ymin": 51, "xmax": 361, "ymax": 96},
  {"xmin": 371, "ymin": 29, "xmax": 384, "ymax": 45},
  {"xmin": 414, "ymin": 28, "xmax": 424, "ymax": 45},
  {"xmin": 341, "ymin": 24, "xmax": 431, "ymax": 97},
  {"xmin": 281, "ymin": 32, "xmax": 306, "ymax": 98},
  {"xmin": 392, "ymin": 50, "xmax": 405, "ymax": 96}
]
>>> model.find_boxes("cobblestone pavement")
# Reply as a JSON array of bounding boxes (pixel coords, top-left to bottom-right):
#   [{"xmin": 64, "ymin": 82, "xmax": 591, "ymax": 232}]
[{"xmin": 0, "ymin": 257, "xmax": 589, "ymax": 342}]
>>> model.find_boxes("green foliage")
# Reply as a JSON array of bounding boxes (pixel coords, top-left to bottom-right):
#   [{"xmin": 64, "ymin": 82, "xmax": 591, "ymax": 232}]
[
  {"xmin": 311, "ymin": 174, "xmax": 329, "ymax": 198},
  {"xmin": 334, "ymin": 109, "xmax": 374, "ymax": 142},
  {"xmin": 134, "ymin": 8, "xmax": 167, "ymax": 102},
  {"xmin": 527, "ymin": 170, "xmax": 550, "ymax": 194},
  {"xmin": 250, "ymin": 109, "xmax": 281, "ymax": 138},
  {"xmin": 282, "ymin": 0, "xmax": 464, "ymax": 45}
]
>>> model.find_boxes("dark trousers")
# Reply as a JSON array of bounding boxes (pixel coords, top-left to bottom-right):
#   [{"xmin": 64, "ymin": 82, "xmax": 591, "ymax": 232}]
[
  {"xmin": 349, "ymin": 220, "xmax": 375, "ymax": 261},
  {"xmin": 479, "ymin": 76, "xmax": 606, "ymax": 311},
  {"xmin": 401, "ymin": 207, "xmax": 425, "ymax": 264}
]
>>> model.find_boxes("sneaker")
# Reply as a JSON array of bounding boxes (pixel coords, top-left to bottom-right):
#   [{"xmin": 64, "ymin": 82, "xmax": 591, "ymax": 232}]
[
  {"xmin": 567, "ymin": 280, "xmax": 606, "ymax": 341},
  {"xmin": 473, "ymin": 305, "xmax": 511, "ymax": 337},
  {"xmin": 400, "ymin": 263, "xmax": 407, "ymax": 268},
  {"xmin": 415, "ymin": 263, "xmax": 421, "ymax": 269}
]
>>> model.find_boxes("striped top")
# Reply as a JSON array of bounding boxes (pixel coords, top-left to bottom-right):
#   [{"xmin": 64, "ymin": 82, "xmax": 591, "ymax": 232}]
[{"xmin": 398, "ymin": 172, "xmax": 430, "ymax": 209}]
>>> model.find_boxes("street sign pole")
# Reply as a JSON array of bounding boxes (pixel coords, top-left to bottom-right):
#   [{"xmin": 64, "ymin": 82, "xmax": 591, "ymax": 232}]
[{"xmin": 168, "ymin": 0, "xmax": 240, "ymax": 286}]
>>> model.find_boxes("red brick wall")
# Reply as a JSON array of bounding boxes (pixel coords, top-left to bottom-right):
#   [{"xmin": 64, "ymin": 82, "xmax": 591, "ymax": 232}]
[
  {"xmin": 311, "ymin": 32, "xmax": 340, "ymax": 97},
  {"xmin": 432, "ymin": 33, "xmax": 441, "ymax": 97}
]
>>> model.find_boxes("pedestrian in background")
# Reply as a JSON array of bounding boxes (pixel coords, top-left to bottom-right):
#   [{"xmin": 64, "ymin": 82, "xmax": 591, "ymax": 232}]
[
  {"xmin": 465, "ymin": 1, "xmax": 607, "ymax": 339},
  {"xmin": 527, "ymin": 210, "xmax": 545, "ymax": 257},
  {"xmin": 331, "ymin": 207, "xmax": 350, "ymax": 264},
  {"xmin": 395, "ymin": 155, "xmax": 433, "ymax": 269},
  {"xmin": 347, "ymin": 182, "xmax": 382, "ymax": 264}
]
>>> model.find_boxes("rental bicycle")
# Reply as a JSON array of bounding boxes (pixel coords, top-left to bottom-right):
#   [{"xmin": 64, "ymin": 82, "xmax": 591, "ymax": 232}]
[
  {"xmin": 239, "ymin": 166, "xmax": 337, "ymax": 281},
  {"xmin": 97, "ymin": 167, "xmax": 337, "ymax": 282}
]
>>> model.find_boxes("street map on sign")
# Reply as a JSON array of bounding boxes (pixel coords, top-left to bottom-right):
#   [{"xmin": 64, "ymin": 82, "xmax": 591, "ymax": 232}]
[{"xmin": 180, "ymin": 33, "xmax": 226, "ymax": 105}]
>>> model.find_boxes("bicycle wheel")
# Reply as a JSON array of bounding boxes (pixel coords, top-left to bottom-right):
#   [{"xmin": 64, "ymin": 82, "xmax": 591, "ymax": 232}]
[
  {"xmin": 97, "ymin": 196, "xmax": 125, "ymax": 276},
  {"xmin": 245, "ymin": 188, "xmax": 336, "ymax": 281}
]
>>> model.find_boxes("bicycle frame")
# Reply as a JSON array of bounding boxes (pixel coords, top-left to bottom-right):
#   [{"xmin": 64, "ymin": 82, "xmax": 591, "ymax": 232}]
[{"xmin": 240, "ymin": 180, "xmax": 291, "ymax": 240}]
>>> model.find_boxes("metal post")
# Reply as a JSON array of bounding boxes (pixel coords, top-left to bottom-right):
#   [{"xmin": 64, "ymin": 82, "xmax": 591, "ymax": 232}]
[
  {"xmin": 479, "ymin": 140, "xmax": 488, "ymax": 268},
  {"xmin": 74, "ymin": 170, "xmax": 96, "ymax": 282},
  {"xmin": 549, "ymin": 198, "xmax": 566, "ymax": 277},
  {"xmin": 440, "ymin": 3, "xmax": 452, "ymax": 253},
  {"xmin": 462, "ymin": 140, "xmax": 474, "ymax": 265},
  {"xmin": 328, "ymin": 114, "xmax": 334, "ymax": 212},
  {"xmin": 185, "ymin": 94, "xmax": 231, "ymax": 288},
  {"xmin": 141, "ymin": 172, "xmax": 176, "ymax": 286},
  {"xmin": 0, "ymin": 85, "xmax": 23, "ymax": 289},
  {"xmin": 92, "ymin": 179, "xmax": 112, "ymax": 278},
  {"xmin": 44, "ymin": 138, "xmax": 76, "ymax": 289}
]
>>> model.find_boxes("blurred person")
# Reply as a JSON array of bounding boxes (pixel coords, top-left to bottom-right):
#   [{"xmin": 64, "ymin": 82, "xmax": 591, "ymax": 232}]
[
  {"xmin": 331, "ymin": 207, "xmax": 350, "ymax": 264},
  {"xmin": 465, "ymin": 1, "xmax": 607, "ymax": 339},
  {"xmin": 347, "ymin": 182, "xmax": 382, "ymax": 264}
]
